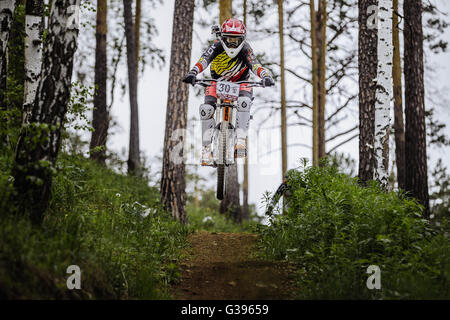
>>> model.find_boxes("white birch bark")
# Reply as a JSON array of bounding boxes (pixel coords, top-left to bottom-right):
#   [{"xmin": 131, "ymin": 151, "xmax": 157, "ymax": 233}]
[
  {"xmin": 374, "ymin": 0, "xmax": 393, "ymax": 187},
  {"xmin": 0, "ymin": 0, "xmax": 16, "ymax": 76},
  {"xmin": 33, "ymin": 0, "xmax": 80, "ymax": 135},
  {"xmin": 23, "ymin": 0, "xmax": 44, "ymax": 121},
  {"xmin": 13, "ymin": 0, "xmax": 80, "ymax": 221}
]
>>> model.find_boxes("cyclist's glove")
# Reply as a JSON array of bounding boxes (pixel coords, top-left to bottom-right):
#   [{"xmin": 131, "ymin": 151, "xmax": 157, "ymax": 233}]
[
  {"xmin": 182, "ymin": 71, "xmax": 197, "ymax": 85},
  {"xmin": 263, "ymin": 76, "xmax": 275, "ymax": 87}
]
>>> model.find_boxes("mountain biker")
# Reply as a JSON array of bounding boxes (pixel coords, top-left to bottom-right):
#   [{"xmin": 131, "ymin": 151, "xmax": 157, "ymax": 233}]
[{"xmin": 182, "ymin": 18, "xmax": 275, "ymax": 166}]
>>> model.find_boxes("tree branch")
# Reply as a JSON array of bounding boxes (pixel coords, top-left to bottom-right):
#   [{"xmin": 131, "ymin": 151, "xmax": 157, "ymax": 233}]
[
  {"xmin": 326, "ymin": 133, "xmax": 359, "ymax": 154},
  {"xmin": 326, "ymin": 94, "xmax": 358, "ymax": 122},
  {"xmin": 326, "ymin": 125, "xmax": 358, "ymax": 143}
]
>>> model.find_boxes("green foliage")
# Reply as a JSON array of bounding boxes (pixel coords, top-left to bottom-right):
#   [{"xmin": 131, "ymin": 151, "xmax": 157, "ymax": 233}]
[
  {"xmin": 66, "ymin": 81, "xmax": 94, "ymax": 133},
  {"xmin": 257, "ymin": 162, "xmax": 450, "ymax": 299},
  {"xmin": 430, "ymin": 159, "xmax": 450, "ymax": 220},
  {"xmin": 0, "ymin": 154, "xmax": 188, "ymax": 299},
  {"xmin": 328, "ymin": 152, "xmax": 357, "ymax": 177},
  {"xmin": 5, "ymin": 3, "xmax": 25, "ymax": 111},
  {"xmin": 423, "ymin": 2, "xmax": 449, "ymax": 53},
  {"xmin": 0, "ymin": 3, "xmax": 25, "ymax": 156},
  {"xmin": 426, "ymin": 109, "xmax": 450, "ymax": 147},
  {"xmin": 186, "ymin": 203, "xmax": 260, "ymax": 233}
]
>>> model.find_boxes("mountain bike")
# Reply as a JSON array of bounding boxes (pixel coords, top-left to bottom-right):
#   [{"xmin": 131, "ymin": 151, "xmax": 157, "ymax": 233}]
[{"xmin": 194, "ymin": 79, "xmax": 265, "ymax": 200}]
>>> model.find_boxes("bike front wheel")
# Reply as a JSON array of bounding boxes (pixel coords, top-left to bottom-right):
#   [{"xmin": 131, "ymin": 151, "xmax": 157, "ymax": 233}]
[{"xmin": 216, "ymin": 121, "xmax": 227, "ymax": 200}]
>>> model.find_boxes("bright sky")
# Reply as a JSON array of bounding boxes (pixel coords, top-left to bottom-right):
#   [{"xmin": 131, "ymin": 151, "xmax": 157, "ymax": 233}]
[{"xmin": 79, "ymin": 1, "xmax": 450, "ymax": 217}]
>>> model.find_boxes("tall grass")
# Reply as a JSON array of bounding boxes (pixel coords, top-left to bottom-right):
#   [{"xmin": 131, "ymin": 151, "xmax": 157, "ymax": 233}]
[
  {"xmin": 0, "ymin": 154, "xmax": 188, "ymax": 299},
  {"xmin": 257, "ymin": 163, "xmax": 450, "ymax": 299}
]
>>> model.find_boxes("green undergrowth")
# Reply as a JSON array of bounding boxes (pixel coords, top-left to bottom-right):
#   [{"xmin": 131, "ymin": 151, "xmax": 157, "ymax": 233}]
[
  {"xmin": 186, "ymin": 204, "xmax": 260, "ymax": 233},
  {"xmin": 257, "ymin": 163, "xmax": 450, "ymax": 299},
  {"xmin": 0, "ymin": 154, "xmax": 188, "ymax": 299}
]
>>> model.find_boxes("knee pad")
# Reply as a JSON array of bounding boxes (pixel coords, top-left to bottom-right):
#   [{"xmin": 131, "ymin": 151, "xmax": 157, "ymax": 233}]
[
  {"xmin": 199, "ymin": 104, "xmax": 215, "ymax": 120},
  {"xmin": 237, "ymin": 96, "xmax": 252, "ymax": 112}
]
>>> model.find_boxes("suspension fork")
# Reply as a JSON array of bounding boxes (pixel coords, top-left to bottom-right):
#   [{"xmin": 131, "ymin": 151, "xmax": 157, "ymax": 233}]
[
  {"xmin": 215, "ymin": 100, "xmax": 235, "ymax": 129},
  {"xmin": 215, "ymin": 100, "xmax": 236, "ymax": 165}
]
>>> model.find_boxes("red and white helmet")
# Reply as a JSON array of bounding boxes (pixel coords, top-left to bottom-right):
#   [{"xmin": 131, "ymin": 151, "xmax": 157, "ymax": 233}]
[{"xmin": 220, "ymin": 18, "xmax": 246, "ymax": 58}]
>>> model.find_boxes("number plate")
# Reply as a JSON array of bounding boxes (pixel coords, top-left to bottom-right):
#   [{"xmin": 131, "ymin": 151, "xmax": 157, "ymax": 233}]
[{"xmin": 216, "ymin": 81, "xmax": 240, "ymax": 101}]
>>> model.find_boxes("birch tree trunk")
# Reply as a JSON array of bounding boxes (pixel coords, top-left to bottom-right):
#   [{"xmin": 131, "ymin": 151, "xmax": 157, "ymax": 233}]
[
  {"xmin": 373, "ymin": 0, "xmax": 393, "ymax": 188},
  {"xmin": 160, "ymin": 0, "xmax": 194, "ymax": 224},
  {"xmin": 310, "ymin": 0, "xmax": 319, "ymax": 166},
  {"xmin": 23, "ymin": 0, "xmax": 44, "ymax": 121},
  {"xmin": 0, "ymin": 0, "xmax": 16, "ymax": 108},
  {"xmin": 123, "ymin": 0, "xmax": 140, "ymax": 174},
  {"xmin": 403, "ymin": 0, "xmax": 430, "ymax": 217},
  {"xmin": 90, "ymin": 0, "xmax": 108, "ymax": 163},
  {"xmin": 12, "ymin": 0, "xmax": 80, "ymax": 223},
  {"xmin": 358, "ymin": 0, "xmax": 378, "ymax": 184},
  {"xmin": 392, "ymin": 0, "xmax": 406, "ymax": 190}
]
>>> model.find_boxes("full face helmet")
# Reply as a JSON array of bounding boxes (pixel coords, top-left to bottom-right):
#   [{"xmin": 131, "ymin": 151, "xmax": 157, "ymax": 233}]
[{"xmin": 220, "ymin": 18, "xmax": 246, "ymax": 59}]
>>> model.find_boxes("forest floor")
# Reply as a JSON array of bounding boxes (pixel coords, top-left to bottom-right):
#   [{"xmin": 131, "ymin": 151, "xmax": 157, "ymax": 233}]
[{"xmin": 170, "ymin": 231, "xmax": 298, "ymax": 300}]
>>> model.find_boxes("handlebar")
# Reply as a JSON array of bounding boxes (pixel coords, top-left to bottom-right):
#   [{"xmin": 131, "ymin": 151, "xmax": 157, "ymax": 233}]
[{"xmin": 193, "ymin": 78, "xmax": 268, "ymax": 88}]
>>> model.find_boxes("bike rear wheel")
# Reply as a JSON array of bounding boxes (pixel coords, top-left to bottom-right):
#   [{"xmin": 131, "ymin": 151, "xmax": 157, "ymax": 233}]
[{"xmin": 216, "ymin": 121, "xmax": 227, "ymax": 200}]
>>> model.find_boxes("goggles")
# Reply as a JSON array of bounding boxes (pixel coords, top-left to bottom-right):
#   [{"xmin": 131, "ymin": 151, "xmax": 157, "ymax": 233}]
[{"xmin": 222, "ymin": 34, "xmax": 244, "ymax": 48}]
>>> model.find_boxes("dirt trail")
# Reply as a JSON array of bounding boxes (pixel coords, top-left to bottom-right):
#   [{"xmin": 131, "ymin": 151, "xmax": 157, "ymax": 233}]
[{"xmin": 170, "ymin": 231, "xmax": 297, "ymax": 300}]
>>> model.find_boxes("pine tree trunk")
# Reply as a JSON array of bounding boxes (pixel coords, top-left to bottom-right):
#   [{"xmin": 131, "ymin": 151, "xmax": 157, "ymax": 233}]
[
  {"xmin": 0, "ymin": 0, "xmax": 16, "ymax": 109},
  {"xmin": 242, "ymin": 151, "xmax": 249, "ymax": 219},
  {"xmin": 219, "ymin": 0, "xmax": 232, "ymax": 24},
  {"xmin": 90, "ymin": 0, "xmax": 108, "ymax": 163},
  {"xmin": 135, "ymin": 0, "xmax": 141, "ymax": 75},
  {"xmin": 218, "ymin": 0, "xmax": 240, "ymax": 221},
  {"xmin": 194, "ymin": 171, "xmax": 199, "ymax": 209},
  {"xmin": 403, "ymin": 0, "xmax": 430, "ymax": 217},
  {"xmin": 392, "ymin": 0, "xmax": 406, "ymax": 190},
  {"xmin": 123, "ymin": 0, "xmax": 140, "ymax": 174},
  {"xmin": 12, "ymin": 0, "xmax": 80, "ymax": 223},
  {"xmin": 358, "ymin": 0, "xmax": 378, "ymax": 184},
  {"xmin": 373, "ymin": 0, "xmax": 393, "ymax": 188},
  {"xmin": 160, "ymin": 0, "xmax": 195, "ymax": 224},
  {"xmin": 243, "ymin": 0, "xmax": 247, "ymax": 25},
  {"xmin": 220, "ymin": 165, "xmax": 241, "ymax": 223},
  {"xmin": 278, "ymin": 0, "xmax": 287, "ymax": 179},
  {"xmin": 310, "ymin": 0, "xmax": 319, "ymax": 166},
  {"xmin": 220, "ymin": 162, "xmax": 241, "ymax": 221},
  {"xmin": 317, "ymin": 0, "xmax": 327, "ymax": 163},
  {"xmin": 242, "ymin": 0, "xmax": 249, "ymax": 220}
]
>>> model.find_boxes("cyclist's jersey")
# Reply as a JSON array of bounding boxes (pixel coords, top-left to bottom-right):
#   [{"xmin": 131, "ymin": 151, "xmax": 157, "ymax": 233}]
[{"xmin": 191, "ymin": 40, "xmax": 269, "ymax": 82}]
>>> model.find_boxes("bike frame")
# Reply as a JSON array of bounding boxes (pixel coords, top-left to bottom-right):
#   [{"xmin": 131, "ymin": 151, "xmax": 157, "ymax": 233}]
[
  {"xmin": 195, "ymin": 78, "xmax": 264, "ymax": 164},
  {"xmin": 194, "ymin": 78, "xmax": 265, "ymax": 199}
]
